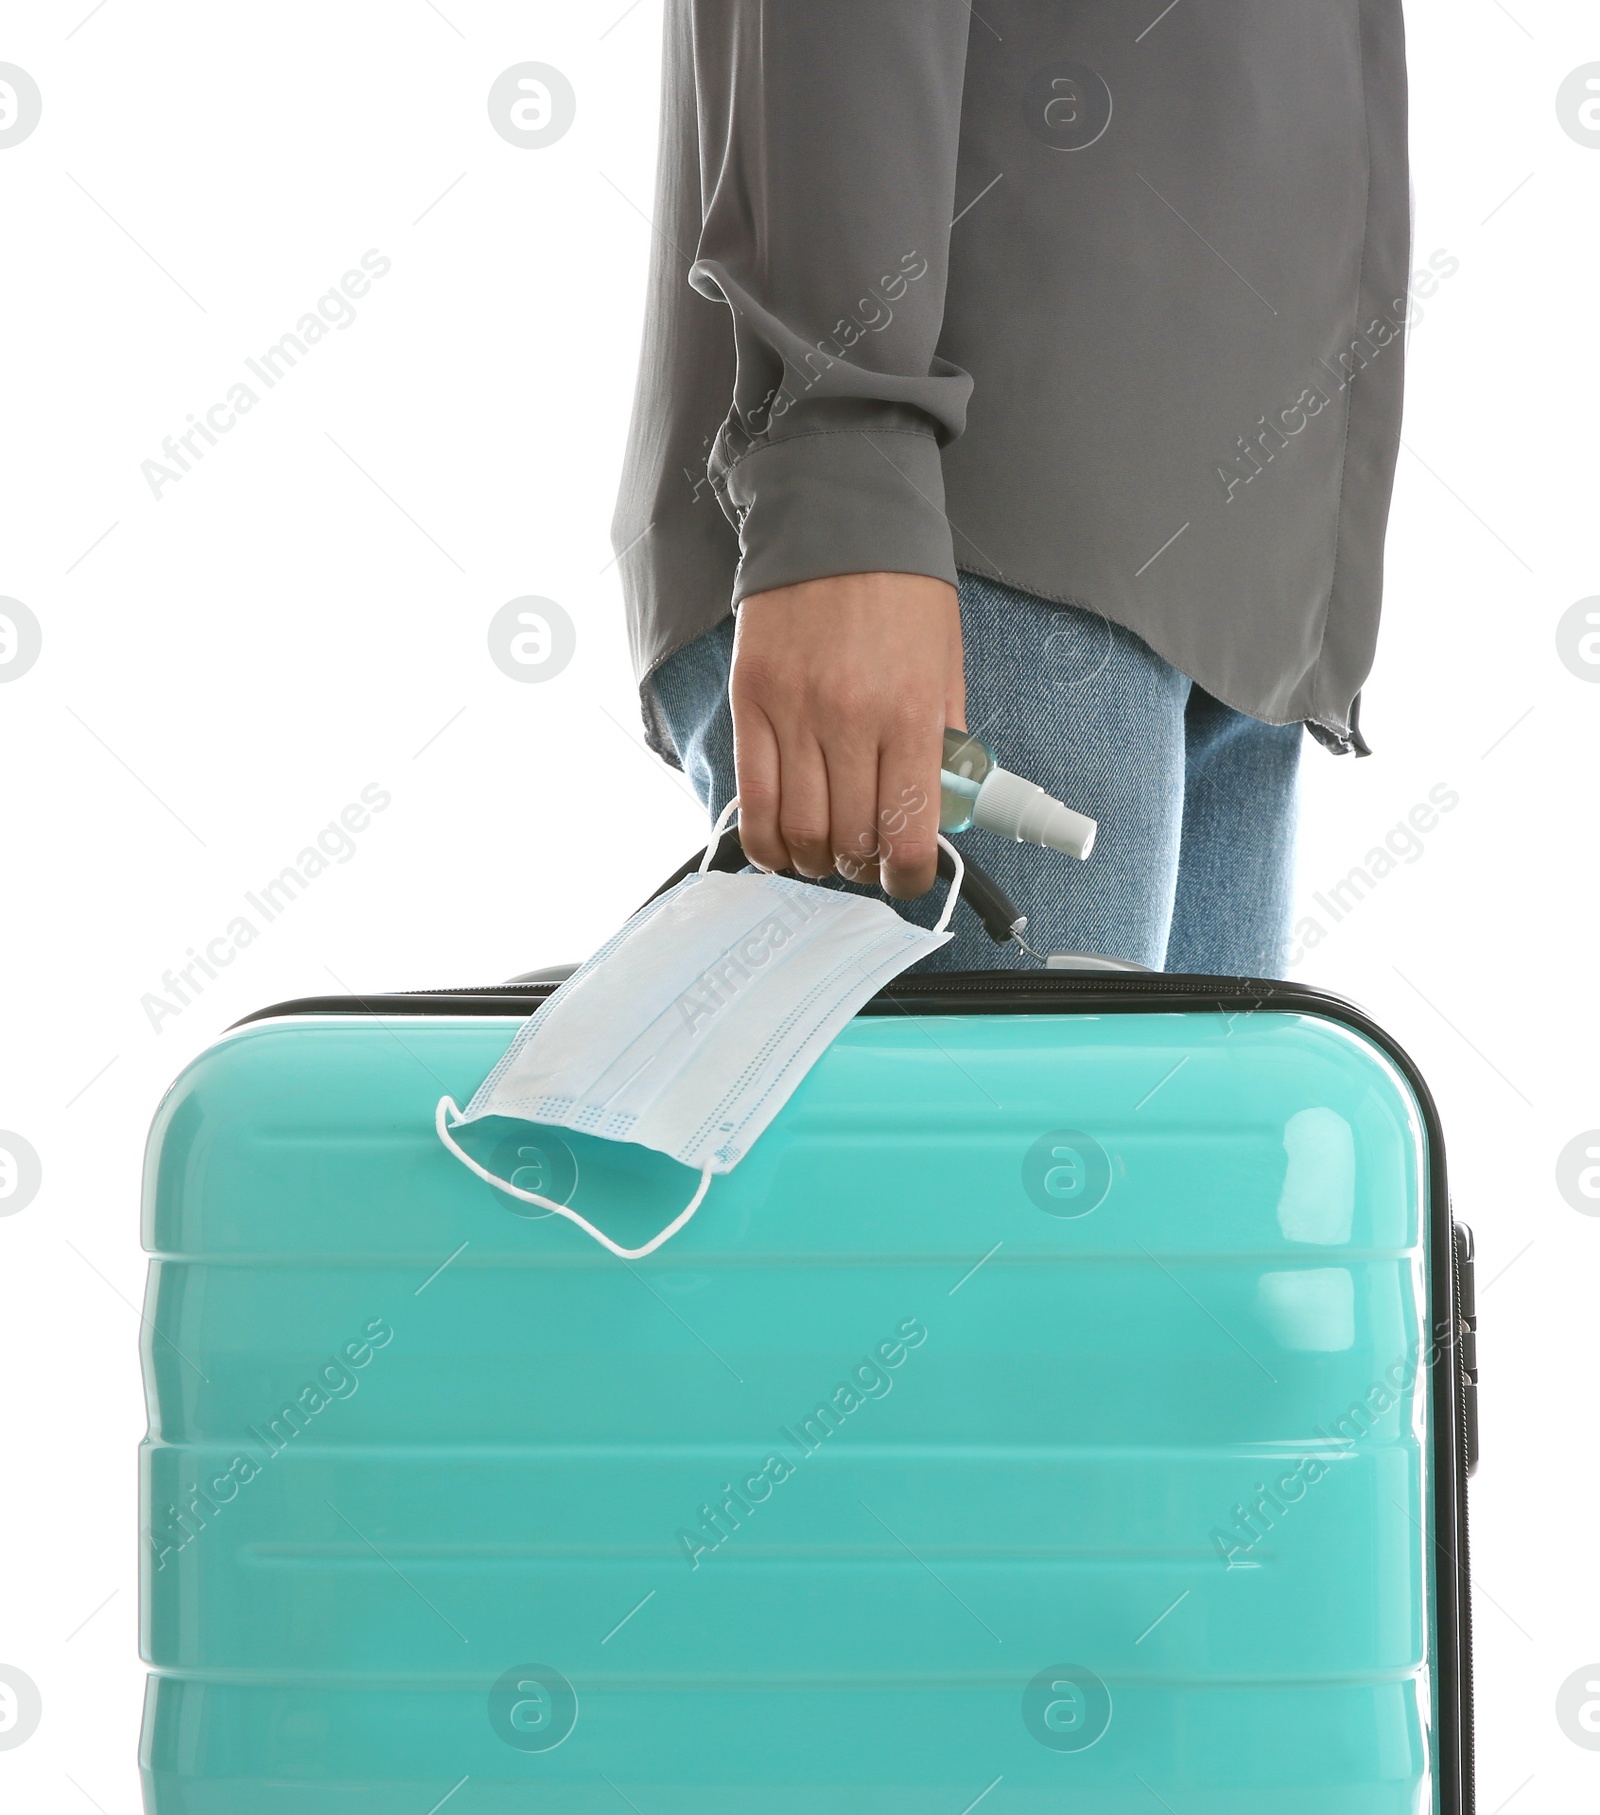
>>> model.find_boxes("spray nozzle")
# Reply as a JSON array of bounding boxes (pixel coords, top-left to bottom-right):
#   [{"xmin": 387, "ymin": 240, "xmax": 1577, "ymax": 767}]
[{"xmin": 938, "ymin": 728, "xmax": 1097, "ymax": 861}]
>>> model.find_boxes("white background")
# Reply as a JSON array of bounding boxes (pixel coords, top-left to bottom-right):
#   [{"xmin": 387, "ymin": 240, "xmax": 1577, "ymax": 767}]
[{"xmin": 0, "ymin": 1, "xmax": 1596, "ymax": 1808}]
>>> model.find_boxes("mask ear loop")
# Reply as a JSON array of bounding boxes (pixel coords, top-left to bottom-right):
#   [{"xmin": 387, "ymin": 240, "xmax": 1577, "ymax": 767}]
[
  {"xmin": 434, "ymin": 1096, "xmax": 713, "ymax": 1261},
  {"xmin": 699, "ymin": 794, "xmax": 744, "ymax": 874},
  {"xmin": 933, "ymin": 834, "xmax": 964, "ymax": 935}
]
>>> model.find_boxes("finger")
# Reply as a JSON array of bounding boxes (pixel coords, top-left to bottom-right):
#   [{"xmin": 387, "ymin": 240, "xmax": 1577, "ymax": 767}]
[
  {"xmin": 775, "ymin": 731, "xmax": 834, "ymax": 879},
  {"xmin": 877, "ymin": 722, "xmax": 943, "ymax": 900},
  {"xmin": 731, "ymin": 701, "xmax": 790, "ymax": 874},
  {"xmin": 826, "ymin": 732, "xmax": 884, "ymax": 889}
]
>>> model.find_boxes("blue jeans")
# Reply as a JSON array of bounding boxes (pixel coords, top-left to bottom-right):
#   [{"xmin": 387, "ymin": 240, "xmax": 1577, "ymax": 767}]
[{"xmin": 649, "ymin": 574, "xmax": 1303, "ymax": 976}]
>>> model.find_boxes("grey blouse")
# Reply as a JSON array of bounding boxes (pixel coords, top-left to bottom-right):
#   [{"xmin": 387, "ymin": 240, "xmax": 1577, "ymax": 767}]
[{"xmin": 613, "ymin": 0, "xmax": 1410, "ymax": 757}]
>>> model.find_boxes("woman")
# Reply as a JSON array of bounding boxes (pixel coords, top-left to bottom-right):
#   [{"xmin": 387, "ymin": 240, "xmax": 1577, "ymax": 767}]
[{"xmin": 614, "ymin": 0, "xmax": 1410, "ymax": 975}]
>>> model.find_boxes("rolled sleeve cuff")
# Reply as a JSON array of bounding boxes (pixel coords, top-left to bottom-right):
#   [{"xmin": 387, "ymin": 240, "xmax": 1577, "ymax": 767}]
[{"xmin": 721, "ymin": 429, "xmax": 958, "ymax": 605}]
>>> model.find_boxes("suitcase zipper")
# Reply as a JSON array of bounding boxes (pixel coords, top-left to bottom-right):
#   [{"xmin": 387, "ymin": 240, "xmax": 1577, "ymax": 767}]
[{"xmin": 234, "ymin": 969, "xmax": 1381, "ymax": 1024}]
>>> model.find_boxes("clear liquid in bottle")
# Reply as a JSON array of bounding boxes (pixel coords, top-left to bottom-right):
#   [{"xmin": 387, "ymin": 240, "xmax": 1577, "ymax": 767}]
[{"xmin": 938, "ymin": 728, "xmax": 998, "ymax": 833}]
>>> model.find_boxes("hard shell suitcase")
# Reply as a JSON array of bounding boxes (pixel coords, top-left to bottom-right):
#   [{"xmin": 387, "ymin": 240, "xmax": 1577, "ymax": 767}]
[{"xmin": 139, "ymin": 857, "xmax": 1475, "ymax": 1813}]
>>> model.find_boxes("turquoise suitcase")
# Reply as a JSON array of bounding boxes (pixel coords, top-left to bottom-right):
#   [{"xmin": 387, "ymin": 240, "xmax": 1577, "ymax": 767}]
[{"xmin": 139, "ymin": 895, "xmax": 1476, "ymax": 1810}]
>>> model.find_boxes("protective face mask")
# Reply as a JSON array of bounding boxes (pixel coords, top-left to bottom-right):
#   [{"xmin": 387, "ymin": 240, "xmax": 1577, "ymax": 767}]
[{"xmin": 436, "ymin": 803, "xmax": 962, "ymax": 1258}]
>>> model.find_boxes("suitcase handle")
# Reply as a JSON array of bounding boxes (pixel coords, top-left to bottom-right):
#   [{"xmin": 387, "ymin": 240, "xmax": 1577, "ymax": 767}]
[{"xmin": 639, "ymin": 824, "xmax": 1028, "ymax": 946}]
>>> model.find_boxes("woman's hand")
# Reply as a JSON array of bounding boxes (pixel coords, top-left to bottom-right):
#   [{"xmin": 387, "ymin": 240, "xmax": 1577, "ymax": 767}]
[{"xmin": 729, "ymin": 572, "xmax": 965, "ymax": 898}]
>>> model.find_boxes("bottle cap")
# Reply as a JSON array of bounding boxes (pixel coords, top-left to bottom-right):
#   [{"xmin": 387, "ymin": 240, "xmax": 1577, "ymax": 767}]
[{"xmin": 973, "ymin": 767, "xmax": 1097, "ymax": 860}]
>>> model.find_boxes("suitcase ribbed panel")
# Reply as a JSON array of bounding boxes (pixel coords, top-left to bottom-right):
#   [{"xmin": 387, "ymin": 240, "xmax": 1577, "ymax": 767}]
[{"xmin": 141, "ymin": 1010, "xmax": 1439, "ymax": 1812}]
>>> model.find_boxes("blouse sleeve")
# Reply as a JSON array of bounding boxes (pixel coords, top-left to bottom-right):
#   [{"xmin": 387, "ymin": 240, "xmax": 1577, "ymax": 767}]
[{"xmin": 687, "ymin": 0, "xmax": 976, "ymax": 602}]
